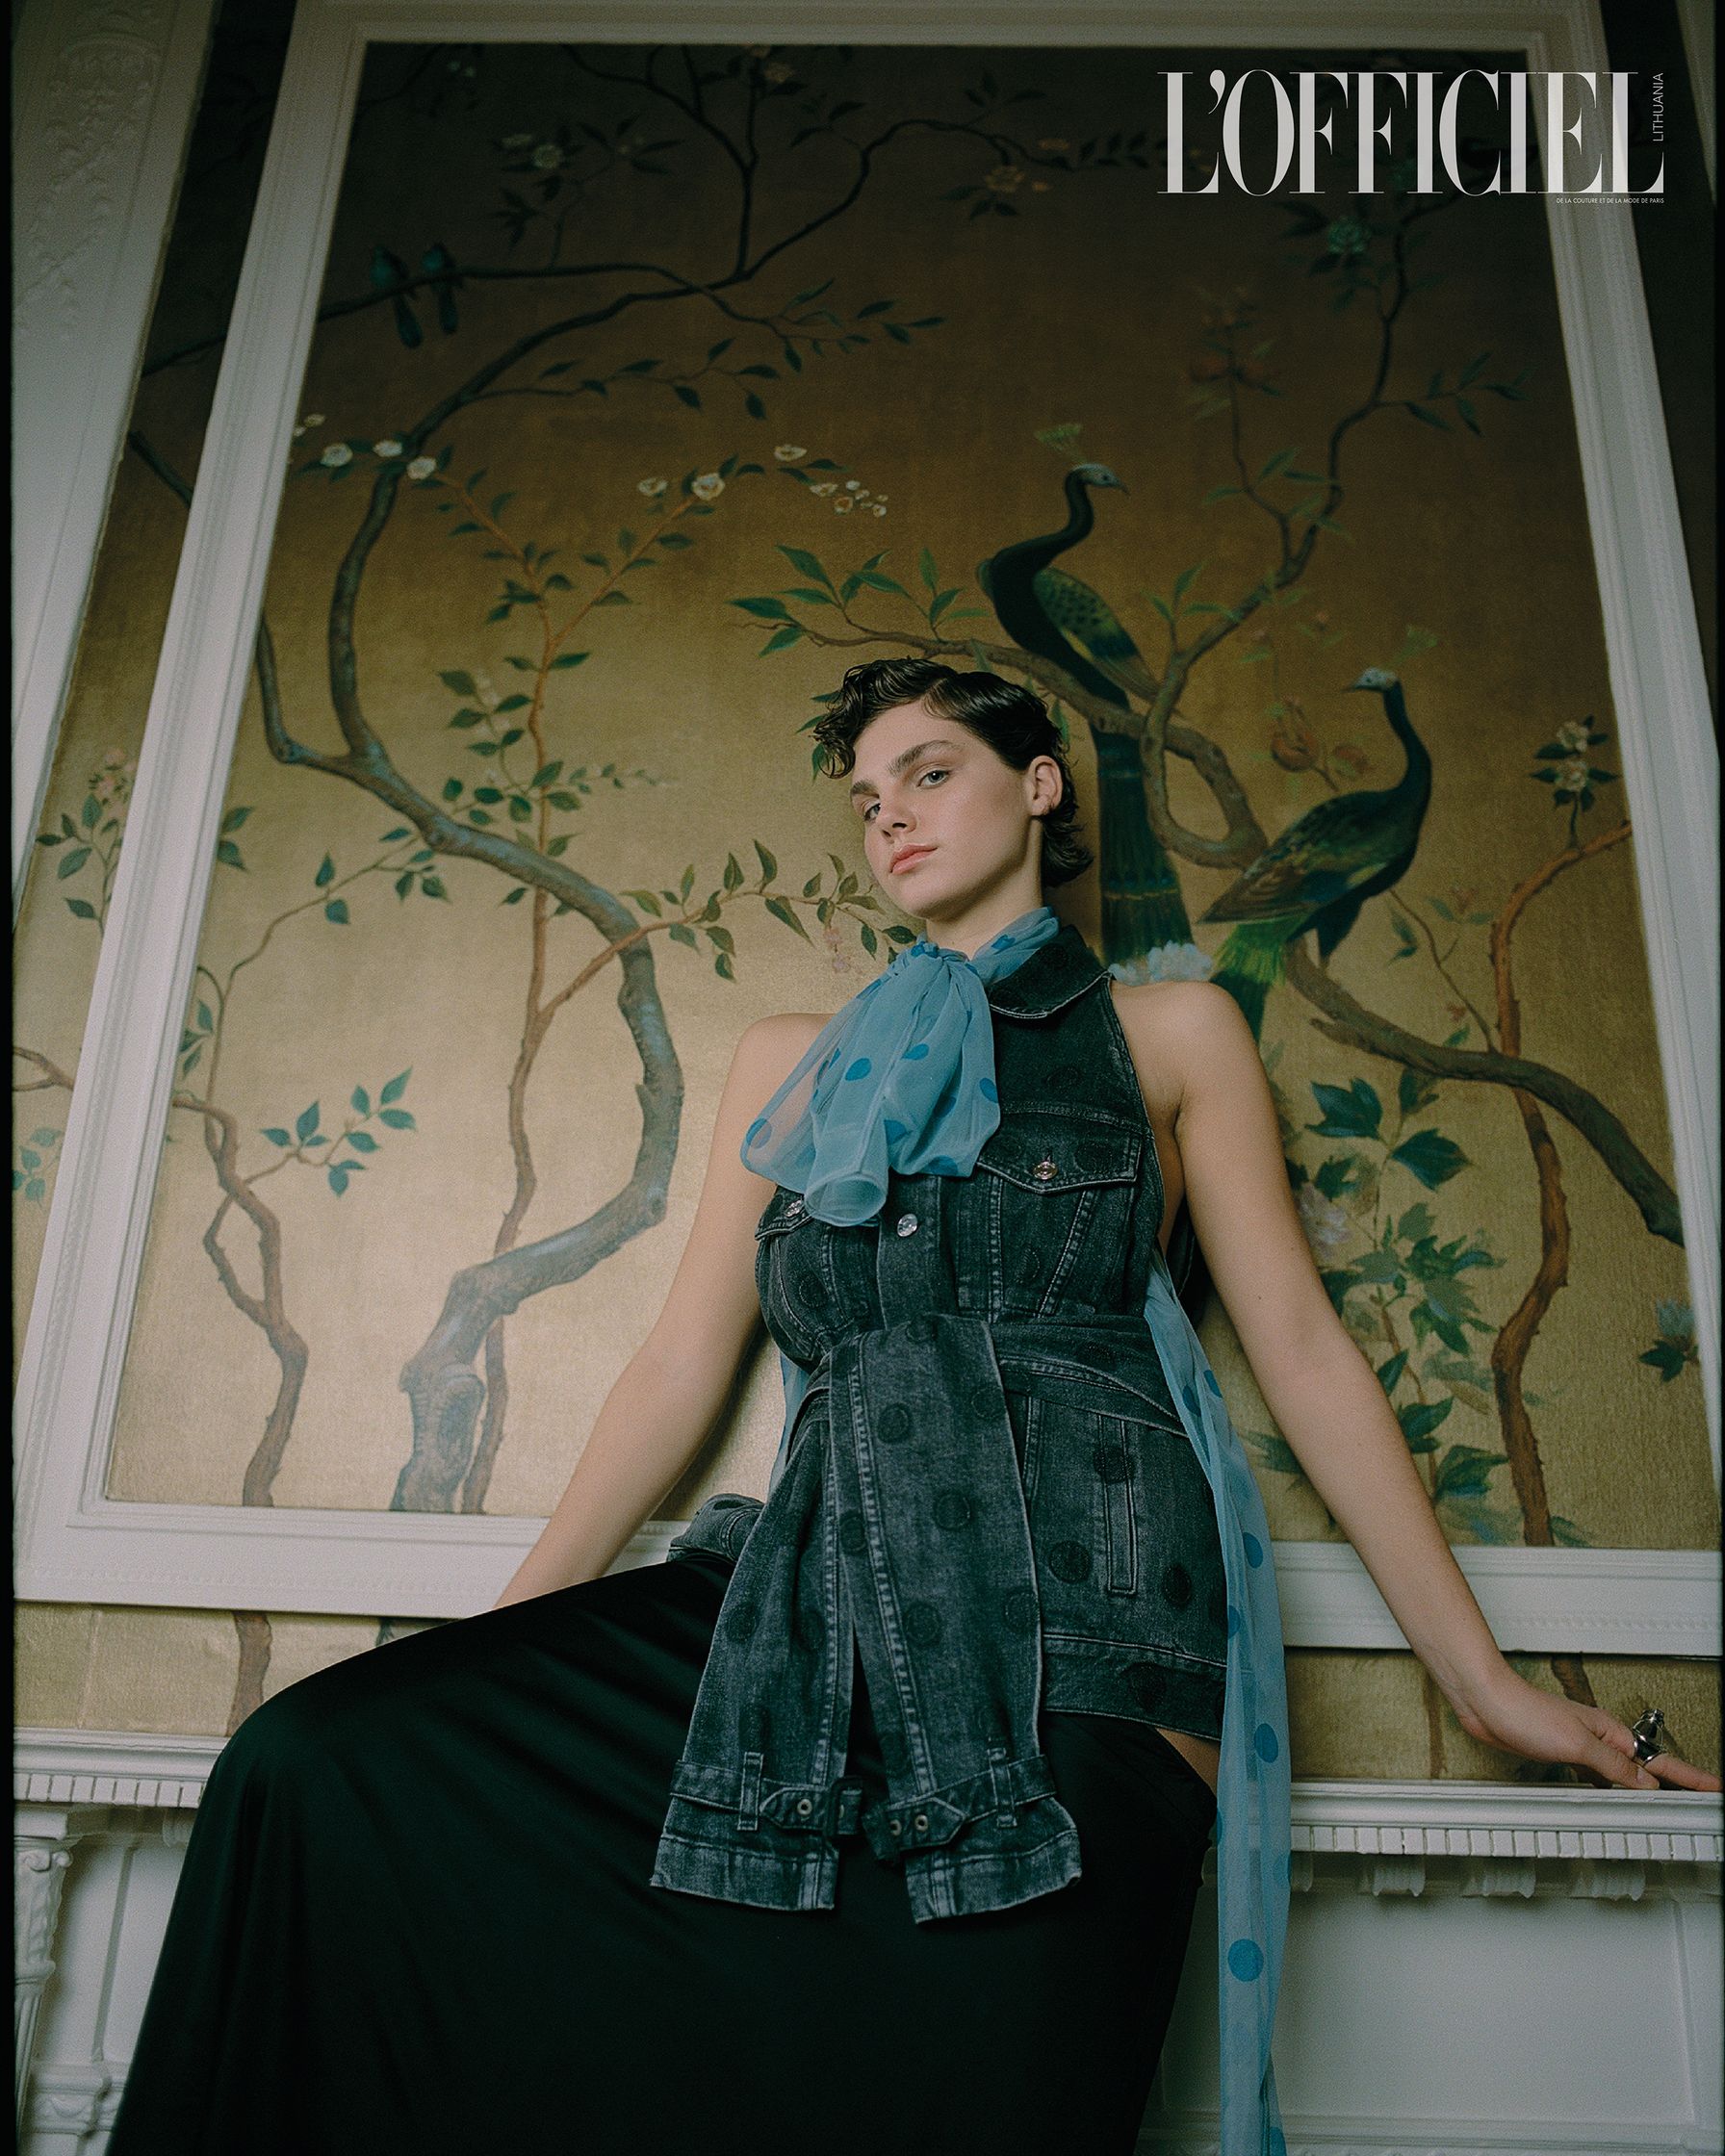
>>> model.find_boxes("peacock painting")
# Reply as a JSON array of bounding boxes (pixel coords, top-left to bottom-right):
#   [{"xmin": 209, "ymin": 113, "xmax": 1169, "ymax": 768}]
[
  {"xmin": 977, "ymin": 463, "xmax": 1206, "ymax": 982},
  {"xmin": 1201, "ymin": 667, "xmax": 1433, "ymax": 1036}
]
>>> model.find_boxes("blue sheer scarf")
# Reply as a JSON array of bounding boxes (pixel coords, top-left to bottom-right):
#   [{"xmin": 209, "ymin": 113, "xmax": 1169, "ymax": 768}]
[{"xmin": 744, "ymin": 904, "xmax": 1290, "ymax": 2156}]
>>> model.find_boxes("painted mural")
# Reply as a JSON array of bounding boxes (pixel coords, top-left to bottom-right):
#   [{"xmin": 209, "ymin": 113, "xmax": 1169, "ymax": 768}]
[{"xmin": 13, "ymin": 38, "xmax": 1713, "ymax": 1768}]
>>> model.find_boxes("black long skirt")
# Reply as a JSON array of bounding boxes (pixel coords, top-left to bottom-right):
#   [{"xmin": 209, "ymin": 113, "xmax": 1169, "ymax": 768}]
[{"xmin": 108, "ymin": 1550, "xmax": 1217, "ymax": 2156}]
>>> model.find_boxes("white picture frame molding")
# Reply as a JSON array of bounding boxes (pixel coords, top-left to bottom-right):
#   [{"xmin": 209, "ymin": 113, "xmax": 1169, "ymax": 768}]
[
  {"xmin": 13, "ymin": 0, "xmax": 1720, "ymax": 1638},
  {"xmin": 11, "ymin": 0, "xmax": 222, "ymax": 922}
]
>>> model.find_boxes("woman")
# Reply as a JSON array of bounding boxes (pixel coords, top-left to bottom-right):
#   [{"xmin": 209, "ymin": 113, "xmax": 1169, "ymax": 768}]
[{"xmin": 109, "ymin": 659, "xmax": 1716, "ymax": 2156}]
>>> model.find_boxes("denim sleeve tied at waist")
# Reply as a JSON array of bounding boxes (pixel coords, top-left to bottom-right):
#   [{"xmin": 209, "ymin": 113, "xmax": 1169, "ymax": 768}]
[
  {"xmin": 649, "ymin": 1251, "xmax": 1293, "ymax": 2156},
  {"xmin": 650, "ymin": 1309, "xmax": 1086, "ymax": 1924}
]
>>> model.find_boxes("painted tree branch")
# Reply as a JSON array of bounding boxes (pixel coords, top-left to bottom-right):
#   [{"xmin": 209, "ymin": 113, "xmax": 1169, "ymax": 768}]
[
  {"xmin": 1282, "ymin": 934, "xmax": 1681, "ymax": 1244},
  {"xmin": 1486, "ymin": 820, "xmax": 1632, "ymax": 1548},
  {"xmin": 168, "ymin": 1092, "xmax": 310, "ymax": 1509}
]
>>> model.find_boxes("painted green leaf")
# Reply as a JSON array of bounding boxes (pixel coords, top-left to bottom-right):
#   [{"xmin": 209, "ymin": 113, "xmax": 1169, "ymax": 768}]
[
  {"xmin": 65, "ymin": 897, "xmax": 97, "ymax": 921},
  {"xmin": 1398, "ymin": 1396, "xmax": 1454, "ymax": 1449},
  {"xmin": 1376, "ymin": 1349, "xmax": 1408, "ymax": 1394},
  {"xmin": 1398, "ymin": 1066, "xmax": 1440, "ymax": 1117},
  {"xmin": 380, "ymin": 1068, "xmax": 411, "ymax": 1105},
  {"xmin": 1307, "ymin": 1079, "xmax": 1382, "ymax": 1140},
  {"xmin": 760, "ymin": 626, "xmax": 804, "ymax": 653},
  {"xmin": 351, "ymin": 1087, "xmax": 371, "ymax": 1115},
  {"xmin": 261, "ymin": 1127, "xmax": 292, "ymax": 1146},
  {"xmin": 1432, "ymin": 1443, "xmax": 1507, "ymax": 1500},
  {"xmin": 764, "ymin": 895, "xmax": 811, "ymax": 940},
  {"xmin": 296, "ymin": 1101, "xmax": 321, "ymax": 1142},
  {"xmin": 378, "ymin": 1108, "xmax": 415, "ymax": 1131},
  {"xmin": 549, "ymin": 651, "xmax": 588, "ymax": 669},
  {"xmin": 1388, "ymin": 1131, "xmax": 1467, "ymax": 1189},
  {"xmin": 57, "ymin": 846, "xmax": 90, "ymax": 879},
  {"xmin": 315, "ymin": 854, "xmax": 335, "ymax": 887},
  {"xmin": 347, "ymin": 1129, "xmax": 379, "ymax": 1152},
  {"xmin": 439, "ymin": 669, "xmax": 478, "ymax": 697}
]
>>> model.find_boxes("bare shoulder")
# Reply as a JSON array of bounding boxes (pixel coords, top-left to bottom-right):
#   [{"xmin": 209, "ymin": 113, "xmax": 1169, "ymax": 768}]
[
  {"xmin": 1107, "ymin": 978, "xmax": 1261, "ymax": 1112},
  {"xmin": 736, "ymin": 1010, "xmax": 829, "ymax": 1087}
]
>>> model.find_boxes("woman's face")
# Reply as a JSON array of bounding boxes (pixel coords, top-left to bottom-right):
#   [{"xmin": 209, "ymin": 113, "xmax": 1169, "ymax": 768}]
[{"xmin": 847, "ymin": 699, "xmax": 1062, "ymax": 924}]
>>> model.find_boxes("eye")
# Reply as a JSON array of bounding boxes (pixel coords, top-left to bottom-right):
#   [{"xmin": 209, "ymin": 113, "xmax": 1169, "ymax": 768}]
[{"xmin": 917, "ymin": 766, "xmax": 949, "ymax": 787}]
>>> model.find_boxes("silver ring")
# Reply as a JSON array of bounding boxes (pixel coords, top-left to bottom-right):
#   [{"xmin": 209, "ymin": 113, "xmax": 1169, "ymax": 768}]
[{"xmin": 1631, "ymin": 1707, "xmax": 1670, "ymax": 1763}]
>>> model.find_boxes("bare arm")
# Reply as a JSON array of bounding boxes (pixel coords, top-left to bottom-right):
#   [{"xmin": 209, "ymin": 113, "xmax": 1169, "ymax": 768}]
[
  {"xmin": 1115, "ymin": 980, "xmax": 1718, "ymax": 1794},
  {"xmin": 491, "ymin": 1014, "xmax": 819, "ymax": 1607}
]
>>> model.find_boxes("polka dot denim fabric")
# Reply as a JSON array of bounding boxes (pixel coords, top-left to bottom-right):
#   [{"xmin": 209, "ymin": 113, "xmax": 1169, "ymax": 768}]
[{"xmin": 663, "ymin": 909, "xmax": 1289, "ymax": 2156}]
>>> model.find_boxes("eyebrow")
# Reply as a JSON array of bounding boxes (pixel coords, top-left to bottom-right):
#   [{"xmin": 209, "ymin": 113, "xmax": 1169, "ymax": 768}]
[{"xmin": 848, "ymin": 737, "xmax": 961, "ymax": 801}]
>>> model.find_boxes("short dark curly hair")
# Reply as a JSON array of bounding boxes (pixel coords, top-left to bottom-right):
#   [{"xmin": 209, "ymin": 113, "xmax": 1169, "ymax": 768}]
[{"xmin": 810, "ymin": 658, "xmax": 1094, "ymax": 888}]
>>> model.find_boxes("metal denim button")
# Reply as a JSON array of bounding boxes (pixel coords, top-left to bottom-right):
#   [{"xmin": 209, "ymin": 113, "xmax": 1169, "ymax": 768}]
[
  {"xmin": 914, "ymin": 1812, "xmax": 929, "ymax": 1832},
  {"xmin": 796, "ymin": 1797, "xmax": 812, "ymax": 1815},
  {"xmin": 889, "ymin": 1820, "xmax": 902, "ymax": 1836},
  {"xmin": 785, "ymin": 1197, "xmax": 805, "ymax": 1218},
  {"xmin": 894, "ymin": 1212, "xmax": 919, "ymax": 1237},
  {"xmin": 1031, "ymin": 1157, "xmax": 1058, "ymax": 1182}
]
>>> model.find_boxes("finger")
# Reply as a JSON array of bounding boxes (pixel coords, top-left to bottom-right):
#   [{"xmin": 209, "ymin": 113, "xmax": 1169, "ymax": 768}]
[
  {"xmin": 1586, "ymin": 1717, "xmax": 1656, "ymax": 1788},
  {"xmin": 1590, "ymin": 1733, "xmax": 1655, "ymax": 1789},
  {"xmin": 1641, "ymin": 1751, "xmax": 1724, "ymax": 1794}
]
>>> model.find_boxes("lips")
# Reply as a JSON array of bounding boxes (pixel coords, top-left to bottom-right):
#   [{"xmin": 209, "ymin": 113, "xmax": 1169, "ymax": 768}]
[{"xmin": 889, "ymin": 845, "xmax": 935, "ymax": 873}]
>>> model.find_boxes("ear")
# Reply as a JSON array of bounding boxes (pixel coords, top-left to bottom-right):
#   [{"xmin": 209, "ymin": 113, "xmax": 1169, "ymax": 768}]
[{"xmin": 1026, "ymin": 753, "xmax": 1064, "ymax": 815}]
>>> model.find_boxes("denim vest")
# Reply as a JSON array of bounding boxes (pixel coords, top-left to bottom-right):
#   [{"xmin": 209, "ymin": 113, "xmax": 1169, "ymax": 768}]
[{"xmin": 650, "ymin": 923, "xmax": 1229, "ymax": 1925}]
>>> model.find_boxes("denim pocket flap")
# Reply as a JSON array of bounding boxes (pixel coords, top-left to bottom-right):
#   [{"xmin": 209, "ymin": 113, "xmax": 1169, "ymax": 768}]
[
  {"xmin": 754, "ymin": 1187, "xmax": 812, "ymax": 1239},
  {"xmin": 974, "ymin": 1111, "xmax": 1142, "ymax": 1194}
]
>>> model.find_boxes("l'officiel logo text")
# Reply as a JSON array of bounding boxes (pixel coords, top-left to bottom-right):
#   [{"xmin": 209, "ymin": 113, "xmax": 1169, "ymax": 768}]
[{"xmin": 1163, "ymin": 70, "xmax": 1663, "ymax": 196}]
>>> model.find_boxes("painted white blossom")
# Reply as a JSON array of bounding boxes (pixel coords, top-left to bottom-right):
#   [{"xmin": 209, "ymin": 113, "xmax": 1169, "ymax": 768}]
[
  {"xmin": 774, "ymin": 444, "xmax": 807, "ymax": 462},
  {"xmin": 303, "ymin": 413, "xmax": 325, "ymax": 427},
  {"xmin": 1106, "ymin": 941, "xmax": 1214, "ymax": 987},
  {"xmin": 89, "ymin": 748, "xmax": 139, "ymax": 809},
  {"xmin": 373, "ymin": 438, "xmax": 403, "ymax": 458},
  {"xmin": 531, "ymin": 143, "xmax": 565, "ymax": 170},
  {"xmin": 870, "ymin": 502, "xmax": 887, "ymax": 516},
  {"xmin": 809, "ymin": 481, "xmax": 837, "ymax": 497},
  {"xmin": 637, "ymin": 476, "xmax": 669, "ymax": 496},
  {"xmin": 320, "ymin": 443, "xmax": 353, "ymax": 468},
  {"xmin": 690, "ymin": 472, "xmax": 725, "ymax": 500},
  {"xmin": 844, "ymin": 478, "xmax": 864, "ymax": 491},
  {"xmin": 1296, "ymin": 1183, "xmax": 1352, "ymax": 1258},
  {"xmin": 1556, "ymin": 757, "xmax": 1591, "ymax": 792},
  {"xmin": 501, "ymin": 133, "xmax": 533, "ymax": 148},
  {"xmin": 1555, "ymin": 719, "xmax": 1594, "ymax": 753},
  {"xmin": 822, "ymin": 915, "xmax": 860, "ymax": 977},
  {"xmin": 406, "ymin": 455, "xmax": 437, "ymax": 480},
  {"xmin": 292, "ymin": 424, "xmax": 306, "ymax": 438},
  {"xmin": 834, "ymin": 497, "xmax": 854, "ymax": 514}
]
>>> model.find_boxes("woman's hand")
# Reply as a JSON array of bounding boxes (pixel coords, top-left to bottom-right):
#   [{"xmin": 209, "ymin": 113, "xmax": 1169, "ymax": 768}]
[{"xmin": 1458, "ymin": 1668, "xmax": 1722, "ymax": 1792}]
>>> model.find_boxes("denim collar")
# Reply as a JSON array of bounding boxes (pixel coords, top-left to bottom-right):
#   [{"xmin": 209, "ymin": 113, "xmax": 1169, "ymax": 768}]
[{"xmin": 985, "ymin": 920, "xmax": 1107, "ymax": 1021}]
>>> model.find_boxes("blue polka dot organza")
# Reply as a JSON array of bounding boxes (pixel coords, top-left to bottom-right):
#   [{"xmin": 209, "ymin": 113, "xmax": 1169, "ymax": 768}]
[
  {"xmin": 744, "ymin": 902, "xmax": 1291, "ymax": 2156},
  {"xmin": 740, "ymin": 902, "xmax": 1064, "ymax": 1219}
]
